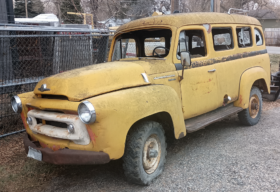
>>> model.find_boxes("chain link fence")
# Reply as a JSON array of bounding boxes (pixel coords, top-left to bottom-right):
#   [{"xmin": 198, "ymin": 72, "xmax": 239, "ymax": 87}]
[{"xmin": 0, "ymin": 27, "xmax": 114, "ymax": 137}]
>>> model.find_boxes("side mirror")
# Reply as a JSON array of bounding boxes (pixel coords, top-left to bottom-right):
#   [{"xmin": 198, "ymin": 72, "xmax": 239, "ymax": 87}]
[
  {"xmin": 180, "ymin": 51, "xmax": 191, "ymax": 67},
  {"xmin": 179, "ymin": 51, "xmax": 191, "ymax": 81}
]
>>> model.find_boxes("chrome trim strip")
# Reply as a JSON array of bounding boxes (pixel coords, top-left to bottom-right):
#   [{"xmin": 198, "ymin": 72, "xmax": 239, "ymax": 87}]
[
  {"xmin": 154, "ymin": 75, "xmax": 175, "ymax": 80},
  {"xmin": 141, "ymin": 73, "xmax": 150, "ymax": 83}
]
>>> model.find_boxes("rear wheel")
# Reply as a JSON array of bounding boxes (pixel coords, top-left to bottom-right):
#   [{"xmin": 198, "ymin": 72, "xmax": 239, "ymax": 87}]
[
  {"xmin": 238, "ymin": 86, "xmax": 262, "ymax": 126},
  {"xmin": 123, "ymin": 121, "xmax": 167, "ymax": 185}
]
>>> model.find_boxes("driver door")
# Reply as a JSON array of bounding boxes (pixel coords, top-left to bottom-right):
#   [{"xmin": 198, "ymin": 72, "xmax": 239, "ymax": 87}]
[{"xmin": 175, "ymin": 27, "xmax": 221, "ymax": 119}]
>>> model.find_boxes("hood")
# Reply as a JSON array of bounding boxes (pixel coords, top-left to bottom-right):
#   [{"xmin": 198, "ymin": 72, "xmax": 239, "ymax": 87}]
[{"xmin": 34, "ymin": 62, "xmax": 150, "ymax": 101}]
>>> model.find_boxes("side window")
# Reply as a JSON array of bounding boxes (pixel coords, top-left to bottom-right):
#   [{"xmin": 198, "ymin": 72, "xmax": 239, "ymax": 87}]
[
  {"xmin": 121, "ymin": 39, "xmax": 136, "ymax": 58},
  {"xmin": 192, "ymin": 36, "xmax": 204, "ymax": 48},
  {"xmin": 236, "ymin": 27, "xmax": 252, "ymax": 47},
  {"xmin": 254, "ymin": 28, "xmax": 263, "ymax": 46},
  {"xmin": 112, "ymin": 38, "xmax": 136, "ymax": 61},
  {"xmin": 212, "ymin": 28, "xmax": 234, "ymax": 51},
  {"xmin": 112, "ymin": 39, "xmax": 121, "ymax": 61},
  {"xmin": 144, "ymin": 37, "xmax": 166, "ymax": 56},
  {"xmin": 177, "ymin": 30, "xmax": 206, "ymax": 60}
]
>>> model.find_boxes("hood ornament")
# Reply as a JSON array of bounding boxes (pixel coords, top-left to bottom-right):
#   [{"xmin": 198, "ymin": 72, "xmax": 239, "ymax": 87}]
[{"xmin": 38, "ymin": 84, "xmax": 50, "ymax": 92}]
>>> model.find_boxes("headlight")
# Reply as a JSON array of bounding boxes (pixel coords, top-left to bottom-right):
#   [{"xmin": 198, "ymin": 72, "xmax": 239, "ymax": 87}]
[
  {"xmin": 11, "ymin": 96, "xmax": 22, "ymax": 113},
  {"xmin": 78, "ymin": 101, "xmax": 96, "ymax": 124}
]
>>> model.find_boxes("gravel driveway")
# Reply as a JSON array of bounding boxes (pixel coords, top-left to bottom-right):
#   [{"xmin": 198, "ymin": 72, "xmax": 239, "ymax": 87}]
[{"xmin": 42, "ymin": 106, "xmax": 280, "ymax": 192}]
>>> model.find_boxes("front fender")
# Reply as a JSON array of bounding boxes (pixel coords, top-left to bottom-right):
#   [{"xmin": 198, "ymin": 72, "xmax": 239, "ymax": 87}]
[
  {"xmin": 86, "ymin": 85, "xmax": 186, "ymax": 159},
  {"xmin": 234, "ymin": 67, "xmax": 270, "ymax": 109}
]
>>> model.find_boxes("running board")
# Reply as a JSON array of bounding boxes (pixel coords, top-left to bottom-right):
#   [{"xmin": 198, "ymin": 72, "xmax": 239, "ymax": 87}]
[{"xmin": 185, "ymin": 104, "xmax": 243, "ymax": 133}]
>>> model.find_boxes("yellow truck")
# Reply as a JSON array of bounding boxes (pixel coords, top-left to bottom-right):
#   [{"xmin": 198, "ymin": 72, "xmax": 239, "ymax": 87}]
[{"xmin": 12, "ymin": 12, "xmax": 275, "ymax": 185}]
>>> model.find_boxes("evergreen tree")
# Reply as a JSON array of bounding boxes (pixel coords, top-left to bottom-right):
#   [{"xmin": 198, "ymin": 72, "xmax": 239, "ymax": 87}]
[
  {"xmin": 14, "ymin": 0, "xmax": 44, "ymax": 18},
  {"xmin": 60, "ymin": 0, "xmax": 83, "ymax": 24}
]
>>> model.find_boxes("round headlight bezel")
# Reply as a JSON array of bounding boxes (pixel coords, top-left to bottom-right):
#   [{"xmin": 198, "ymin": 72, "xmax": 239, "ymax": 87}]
[
  {"xmin": 78, "ymin": 101, "xmax": 96, "ymax": 124},
  {"xmin": 11, "ymin": 96, "xmax": 22, "ymax": 113}
]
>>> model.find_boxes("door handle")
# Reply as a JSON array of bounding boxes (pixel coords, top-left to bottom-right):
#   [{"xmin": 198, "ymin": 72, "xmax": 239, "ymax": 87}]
[{"xmin": 208, "ymin": 69, "xmax": 216, "ymax": 72}]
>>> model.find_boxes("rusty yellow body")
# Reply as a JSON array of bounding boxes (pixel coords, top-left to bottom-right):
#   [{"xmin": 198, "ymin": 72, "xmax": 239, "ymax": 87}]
[{"xmin": 18, "ymin": 13, "xmax": 270, "ymax": 161}]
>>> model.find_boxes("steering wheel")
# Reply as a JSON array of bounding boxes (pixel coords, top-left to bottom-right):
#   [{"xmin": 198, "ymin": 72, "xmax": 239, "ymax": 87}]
[{"xmin": 152, "ymin": 46, "xmax": 170, "ymax": 58}]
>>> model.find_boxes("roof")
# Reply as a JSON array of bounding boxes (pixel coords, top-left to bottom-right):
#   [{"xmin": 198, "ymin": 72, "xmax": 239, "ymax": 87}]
[
  {"xmin": 116, "ymin": 12, "xmax": 261, "ymax": 33},
  {"xmin": 249, "ymin": 10, "xmax": 279, "ymax": 20}
]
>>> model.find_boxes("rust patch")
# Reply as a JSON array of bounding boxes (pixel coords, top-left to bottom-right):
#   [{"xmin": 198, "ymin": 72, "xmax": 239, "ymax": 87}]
[
  {"xmin": 27, "ymin": 107, "xmax": 34, "ymax": 112},
  {"xmin": 178, "ymin": 132, "xmax": 185, "ymax": 139},
  {"xmin": 63, "ymin": 110, "xmax": 78, "ymax": 115},
  {"xmin": 239, "ymin": 95, "xmax": 243, "ymax": 104},
  {"xmin": 56, "ymin": 114, "xmax": 70, "ymax": 119},
  {"xmin": 39, "ymin": 141, "xmax": 48, "ymax": 148},
  {"xmin": 183, "ymin": 49, "xmax": 267, "ymax": 70},
  {"xmin": 20, "ymin": 113, "xmax": 28, "ymax": 130},
  {"xmin": 51, "ymin": 145, "xmax": 61, "ymax": 151},
  {"xmin": 86, "ymin": 125, "xmax": 97, "ymax": 145}
]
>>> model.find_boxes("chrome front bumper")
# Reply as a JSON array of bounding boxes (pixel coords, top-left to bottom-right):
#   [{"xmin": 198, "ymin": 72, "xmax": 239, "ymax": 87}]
[{"xmin": 27, "ymin": 109, "xmax": 90, "ymax": 145}]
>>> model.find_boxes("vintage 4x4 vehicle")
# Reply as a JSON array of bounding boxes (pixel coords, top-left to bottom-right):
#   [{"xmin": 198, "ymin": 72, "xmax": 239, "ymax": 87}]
[{"xmin": 12, "ymin": 12, "xmax": 274, "ymax": 185}]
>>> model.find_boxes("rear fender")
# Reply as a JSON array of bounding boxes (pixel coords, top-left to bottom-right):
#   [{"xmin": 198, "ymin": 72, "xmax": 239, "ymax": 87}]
[{"xmin": 234, "ymin": 67, "xmax": 270, "ymax": 109}]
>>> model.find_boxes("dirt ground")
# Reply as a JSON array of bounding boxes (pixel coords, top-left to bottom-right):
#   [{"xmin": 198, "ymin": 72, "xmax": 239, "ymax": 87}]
[
  {"xmin": 1, "ymin": 54, "xmax": 280, "ymax": 192},
  {"xmin": 1, "ymin": 99, "xmax": 280, "ymax": 192}
]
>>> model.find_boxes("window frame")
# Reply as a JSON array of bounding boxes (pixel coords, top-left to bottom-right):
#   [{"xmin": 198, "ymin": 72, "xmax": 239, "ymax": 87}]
[
  {"xmin": 175, "ymin": 29, "xmax": 208, "ymax": 60},
  {"xmin": 212, "ymin": 27, "xmax": 234, "ymax": 52}
]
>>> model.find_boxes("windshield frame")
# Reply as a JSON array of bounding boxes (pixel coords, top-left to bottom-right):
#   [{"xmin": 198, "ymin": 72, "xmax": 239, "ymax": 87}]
[{"xmin": 109, "ymin": 26, "xmax": 174, "ymax": 62}]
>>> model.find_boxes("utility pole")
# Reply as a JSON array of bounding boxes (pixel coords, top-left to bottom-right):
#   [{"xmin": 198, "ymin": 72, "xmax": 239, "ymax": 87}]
[
  {"xmin": 214, "ymin": 0, "xmax": 220, "ymax": 12},
  {"xmin": 211, "ymin": 0, "xmax": 220, "ymax": 12},
  {"xmin": 171, "ymin": 0, "xmax": 180, "ymax": 13},
  {"xmin": 25, "ymin": 0, "xmax": 28, "ymax": 18},
  {"xmin": 54, "ymin": 0, "xmax": 62, "ymax": 24},
  {"xmin": 57, "ymin": 3, "xmax": 62, "ymax": 24}
]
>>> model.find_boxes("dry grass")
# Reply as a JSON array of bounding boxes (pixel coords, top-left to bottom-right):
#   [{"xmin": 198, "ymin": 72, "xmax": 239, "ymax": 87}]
[{"xmin": 269, "ymin": 54, "xmax": 280, "ymax": 73}]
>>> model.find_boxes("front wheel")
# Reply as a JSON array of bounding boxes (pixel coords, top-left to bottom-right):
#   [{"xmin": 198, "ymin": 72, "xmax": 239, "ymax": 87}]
[
  {"xmin": 238, "ymin": 86, "xmax": 262, "ymax": 126},
  {"xmin": 123, "ymin": 121, "xmax": 167, "ymax": 185}
]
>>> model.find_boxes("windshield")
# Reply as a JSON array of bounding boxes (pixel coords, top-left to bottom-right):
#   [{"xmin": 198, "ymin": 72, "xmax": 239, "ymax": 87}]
[{"xmin": 112, "ymin": 28, "xmax": 172, "ymax": 61}]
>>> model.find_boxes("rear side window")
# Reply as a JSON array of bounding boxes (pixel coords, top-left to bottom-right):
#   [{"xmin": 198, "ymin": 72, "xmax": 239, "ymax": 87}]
[
  {"xmin": 212, "ymin": 28, "xmax": 234, "ymax": 51},
  {"xmin": 236, "ymin": 27, "xmax": 252, "ymax": 47},
  {"xmin": 254, "ymin": 28, "xmax": 263, "ymax": 46}
]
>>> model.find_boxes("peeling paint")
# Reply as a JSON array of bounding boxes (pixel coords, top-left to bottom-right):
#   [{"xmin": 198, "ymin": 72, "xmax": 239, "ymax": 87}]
[
  {"xmin": 184, "ymin": 49, "xmax": 267, "ymax": 70},
  {"xmin": 86, "ymin": 125, "xmax": 97, "ymax": 145}
]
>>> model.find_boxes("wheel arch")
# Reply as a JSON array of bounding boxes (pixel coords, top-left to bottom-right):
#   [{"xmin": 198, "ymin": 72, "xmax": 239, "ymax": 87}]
[
  {"xmin": 253, "ymin": 78, "xmax": 269, "ymax": 93},
  {"xmin": 234, "ymin": 67, "xmax": 270, "ymax": 109},
  {"xmin": 127, "ymin": 111, "xmax": 179, "ymax": 141}
]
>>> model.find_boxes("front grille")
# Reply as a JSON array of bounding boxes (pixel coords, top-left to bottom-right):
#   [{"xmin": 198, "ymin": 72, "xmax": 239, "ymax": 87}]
[
  {"xmin": 41, "ymin": 94, "xmax": 68, "ymax": 100},
  {"xmin": 35, "ymin": 118, "xmax": 67, "ymax": 128}
]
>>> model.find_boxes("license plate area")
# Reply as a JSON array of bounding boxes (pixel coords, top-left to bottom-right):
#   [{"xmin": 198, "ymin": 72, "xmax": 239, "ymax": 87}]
[{"xmin": 27, "ymin": 146, "xmax": 42, "ymax": 161}]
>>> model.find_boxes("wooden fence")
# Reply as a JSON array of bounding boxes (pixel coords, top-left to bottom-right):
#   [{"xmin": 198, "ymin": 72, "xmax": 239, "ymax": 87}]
[{"xmin": 264, "ymin": 28, "xmax": 280, "ymax": 46}]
